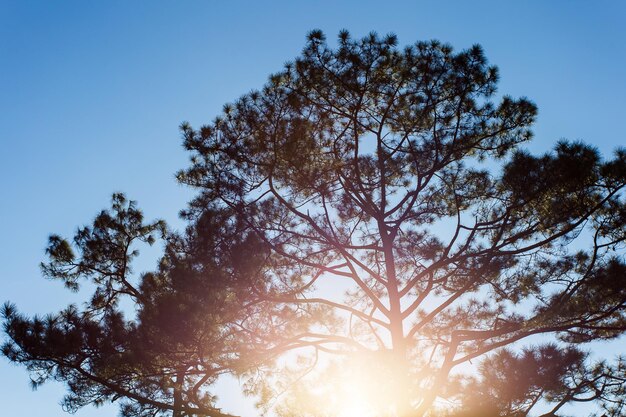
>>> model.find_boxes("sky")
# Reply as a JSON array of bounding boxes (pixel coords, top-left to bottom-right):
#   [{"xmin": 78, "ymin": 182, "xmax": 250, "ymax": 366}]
[{"xmin": 1, "ymin": 1, "xmax": 626, "ymax": 416}]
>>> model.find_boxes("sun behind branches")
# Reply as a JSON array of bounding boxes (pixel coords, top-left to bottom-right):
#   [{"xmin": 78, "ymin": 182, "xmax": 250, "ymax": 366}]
[{"xmin": 277, "ymin": 352, "xmax": 412, "ymax": 417}]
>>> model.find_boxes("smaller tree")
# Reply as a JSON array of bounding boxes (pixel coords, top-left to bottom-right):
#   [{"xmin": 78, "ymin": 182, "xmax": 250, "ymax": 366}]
[{"xmin": 2, "ymin": 193, "xmax": 278, "ymax": 417}]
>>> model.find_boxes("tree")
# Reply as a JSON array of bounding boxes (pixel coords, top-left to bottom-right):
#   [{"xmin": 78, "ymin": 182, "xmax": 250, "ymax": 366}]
[
  {"xmin": 4, "ymin": 30, "xmax": 626, "ymax": 417},
  {"xmin": 3, "ymin": 194, "xmax": 275, "ymax": 417},
  {"xmin": 176, "ymin": 30, "xmax": 626, "ymax": 416}
]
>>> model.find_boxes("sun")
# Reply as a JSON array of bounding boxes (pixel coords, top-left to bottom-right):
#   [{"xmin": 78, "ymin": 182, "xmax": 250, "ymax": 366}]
[
  {"xmin": 334, "ymin": 381, "xmax": 378, "ymax": 417},
  {"xmin": 285, "ymin": 352, "xmax": 408, "ymax": 417},
  {"xmin": 338, "ymin": 402, "xmax": 373, "ymax": 417}
]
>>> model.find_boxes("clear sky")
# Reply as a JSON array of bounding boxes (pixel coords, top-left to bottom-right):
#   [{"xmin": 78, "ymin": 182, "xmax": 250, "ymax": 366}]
[{"xmin": 1, "ymin": 1, "xmax": 625, "ymax": 416}]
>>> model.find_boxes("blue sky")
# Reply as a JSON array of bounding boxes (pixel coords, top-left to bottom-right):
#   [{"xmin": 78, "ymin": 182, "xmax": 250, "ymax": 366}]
[{"xmin": 1, "ymin": 1, "xmax": 625, "ymax": 416}]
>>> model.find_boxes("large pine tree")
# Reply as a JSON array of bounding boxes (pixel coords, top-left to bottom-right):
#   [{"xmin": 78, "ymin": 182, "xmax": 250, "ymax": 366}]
[{"xmin": 4, "ymin": 31, "xmax": 626, "ymax": 417}]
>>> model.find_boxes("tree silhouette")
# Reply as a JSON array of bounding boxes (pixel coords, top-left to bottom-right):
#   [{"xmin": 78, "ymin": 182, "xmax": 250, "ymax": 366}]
[
  {"xmin": 3, "ymin": 194, "xmax": 275, "ymax": 417},
  {"xmin": 4, "ymin": 31, "xmax": 626, "ymax": 417}
]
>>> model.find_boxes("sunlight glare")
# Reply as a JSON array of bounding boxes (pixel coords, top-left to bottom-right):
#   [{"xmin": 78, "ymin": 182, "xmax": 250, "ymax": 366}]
[{"xmin": 287, "ymin": 352, "xmax": 408, "ymax": 417}]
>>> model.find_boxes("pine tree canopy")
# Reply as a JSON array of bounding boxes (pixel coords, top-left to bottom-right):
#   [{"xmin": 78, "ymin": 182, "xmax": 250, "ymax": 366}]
[{"xmin": 4, "ymin": 31, "xmax": 626, "ymax": 417}]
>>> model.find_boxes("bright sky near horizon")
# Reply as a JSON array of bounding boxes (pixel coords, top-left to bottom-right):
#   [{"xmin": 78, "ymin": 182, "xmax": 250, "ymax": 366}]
[{"xmin": 1, "ymin": 1, "xmax": 626, "ymax": 416}]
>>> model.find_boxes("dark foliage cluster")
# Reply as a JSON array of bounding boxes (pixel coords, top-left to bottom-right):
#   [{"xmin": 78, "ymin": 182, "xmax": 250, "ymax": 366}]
[{"xmin": 3, "ymin": 195, "xmax": 270, "ymax": 417}]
